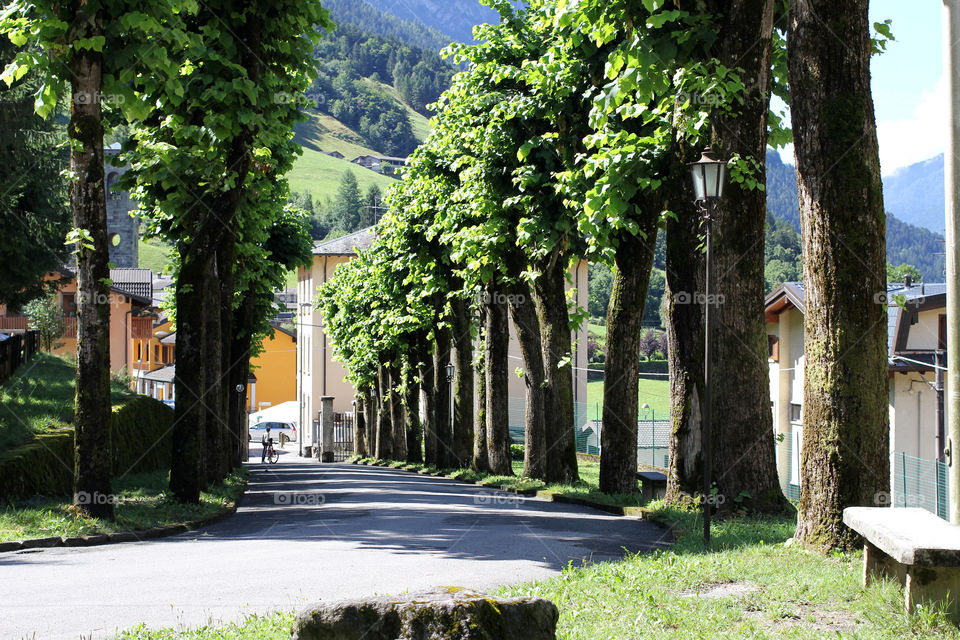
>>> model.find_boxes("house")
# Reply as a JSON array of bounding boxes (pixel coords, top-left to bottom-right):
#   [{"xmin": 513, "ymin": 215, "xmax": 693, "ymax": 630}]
[
  {"xmin": 0, "ymin": 269, "xmax": 155, "ymax": 374},
  {"xmin": 349, "ymin": 154, "xmax": 408, "ymax": 177},
  {"xmin": 297, "ymin": 226, "xmax": 590, "ymax": 456},
  {"xmin": 765, "ymin": 279, "xmax": 949, "ymax": 517},
  {"xmin": 324, "ymin": 150, "xmax": 345, "ymax": 159}
]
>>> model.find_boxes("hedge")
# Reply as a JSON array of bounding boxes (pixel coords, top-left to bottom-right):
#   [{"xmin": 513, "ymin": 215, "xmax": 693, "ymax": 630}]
[
  {"xmin": 588, "ymin": 360, "xmax": 668, "ymax": 382},
  {"xmin": 0, "ymin": 396, "xmax": 174, "ymax": 501}
]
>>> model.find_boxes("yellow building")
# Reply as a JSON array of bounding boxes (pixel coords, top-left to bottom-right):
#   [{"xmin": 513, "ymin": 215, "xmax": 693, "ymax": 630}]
[{"xmin": 248, "ymin": 326, "xmax": 297, "ymax": 412}]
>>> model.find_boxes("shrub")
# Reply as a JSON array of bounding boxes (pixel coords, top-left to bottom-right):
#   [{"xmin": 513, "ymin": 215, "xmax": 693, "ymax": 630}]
[{"xmin": 510, "ymin": 443, "xmax": 525, "ymax": 461}]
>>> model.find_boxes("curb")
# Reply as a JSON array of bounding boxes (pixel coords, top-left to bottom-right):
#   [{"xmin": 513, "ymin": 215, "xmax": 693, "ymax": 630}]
[
  {"xmin": 0, "ymin": 476, "xmax": 247, "ymax": 555},
  {"xmin": 349, "ymin": 458, "xmax": 653, "ymax": 519}
]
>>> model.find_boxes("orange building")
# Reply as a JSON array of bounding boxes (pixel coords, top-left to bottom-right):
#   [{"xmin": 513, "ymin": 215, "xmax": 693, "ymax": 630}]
[{"xmin": 247, "ymin": 326, "xmax": 297, "ymax": 412}]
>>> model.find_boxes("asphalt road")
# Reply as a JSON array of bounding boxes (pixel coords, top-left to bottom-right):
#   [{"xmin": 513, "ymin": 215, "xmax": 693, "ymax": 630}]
[{"xmin": 1, "ymin": 447, "xmax": 670, "ymax": 640}]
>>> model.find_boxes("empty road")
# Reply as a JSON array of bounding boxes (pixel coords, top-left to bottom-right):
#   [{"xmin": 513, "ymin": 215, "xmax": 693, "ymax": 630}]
[{"xmin": 1, "ymin": 450, "xmax": 670, "ymax": 639}]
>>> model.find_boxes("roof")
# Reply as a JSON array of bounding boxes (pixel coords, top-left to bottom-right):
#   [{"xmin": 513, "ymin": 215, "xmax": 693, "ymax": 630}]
[
  {"xmin": 142, "ymin": 365, "xmax": 176, "ymax": 383},
  {"xmin": 160, "ymin": 332, "xmax": 177, "ymax": 344},
  {"xmin": 312, "ymin": 227, "xmax": 376, "ymax": 256},
  {"xmin": 766, "ymin": 280, "xmax": 947, "ymax": 370},
  {"xmin": 110, "ymin": 268, "xmax": 153, "ymax": 301}
]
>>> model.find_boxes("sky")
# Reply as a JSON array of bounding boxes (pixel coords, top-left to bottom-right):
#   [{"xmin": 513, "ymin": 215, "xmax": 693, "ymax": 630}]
[{"xmin": 778, "ymin": 1, "xmax": 943, "ymax": 176}]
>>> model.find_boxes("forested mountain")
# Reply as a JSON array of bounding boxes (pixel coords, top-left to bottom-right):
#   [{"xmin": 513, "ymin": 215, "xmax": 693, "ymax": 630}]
[
  {"xmin": 364, "ymin": 0, "xmax": 504, "ymax": 44},
  {"xmin": 322, "ymin": 0, "xmax": 456, "ymax": 53},
  {"xmin": 882, "ymin": 154, "xmax": 945, "ymax": 233},
  {"xmin": 765, "ymin": 148, "xmax": 945, "ymax": 282}
]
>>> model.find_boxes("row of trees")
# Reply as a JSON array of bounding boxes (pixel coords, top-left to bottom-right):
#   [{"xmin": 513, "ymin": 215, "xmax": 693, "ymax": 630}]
[
  {"xmin": 319, "ymin": 0, "xmax": 892, "ymax": 551},
  {"xmin": 0, "ymin": 0, "xmax": 329, "ymax": 516}
]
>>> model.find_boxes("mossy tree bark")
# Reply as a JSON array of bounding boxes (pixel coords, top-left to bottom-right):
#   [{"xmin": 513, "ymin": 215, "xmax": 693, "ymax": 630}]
[
  {"xmin": 485, "ymin": 282, "xmax": 513, "ymax": 476},
  {"xmin": 403, "ymin": 358, "xmax": 422, "ymax": 463},
  {"xmin": 203, "ymin": 255, "xmax": 227, "ymax": 485},
  {"xmin": 355, "ymin": 396, "xmax": 368, "ymax": 458},
  {"xmin": 472, "ymin": 316, "xmax": 490, "ymax": 472},
  {"xmin": 531, "ymin": 260, "xmax": 579, "ymax": 484},
  {"xmin": 217, "ymin": 231, "xmax": 238, "ymax": 470},
  {"xmin": 68, "ymin": 10, "xmax": 113, "ymax": 519},
  {"xmin": 389, "ymin": 361, "xmax": 407, "ymax": 461},
  {"xmin": 703, "ymin": 0, "xmax": 787, "ymax": 513},
  {"xmin": 228, "ymin": 283, "xmax": 257, "ymax": 466},
  {"xmin": 375, "ymin": 361, "xmax": 394, "ymax": 460},
  {"xmin": 508, "ymin": 280, "xmax": 547, "ymax": 480},
  {"xmin": 788, "ymin": 0, "xmax": 889, "ymax": 550},
  {"xmin": 433, "ymin": 325, "xmax": 453, "ymax": 468},
  {"xmin": 421, "ymin": 345, "xmax": 438, "ymax": 465},
  {"xmin": 365, "ymin": 387, "xmax": 378, "ymax": 458},
  {"xmin": 450, "ymin": 296, "xmax": 474, "ymax": 468},
  {"xmin": 599, "ymin": 212, "xmax": 660, "ymax": 495}
]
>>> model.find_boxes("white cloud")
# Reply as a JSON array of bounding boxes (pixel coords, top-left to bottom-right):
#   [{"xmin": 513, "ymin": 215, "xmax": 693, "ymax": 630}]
[{"xmin": 876, "ymin": 76, "xmax": 947, "ymax": 175}]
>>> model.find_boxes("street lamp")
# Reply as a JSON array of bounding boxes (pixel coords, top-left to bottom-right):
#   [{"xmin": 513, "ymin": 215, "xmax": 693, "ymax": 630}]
[
  {"xmin": 445, "ymin": 363, "xmax": 455, "ymax": 383},
  {"xmin": 688, "ymin": 145, "xmax": 728, "ymax": 545},
  {"xmin": 641, "ymin": 402, "xmax": 655, "ymax": 466}
]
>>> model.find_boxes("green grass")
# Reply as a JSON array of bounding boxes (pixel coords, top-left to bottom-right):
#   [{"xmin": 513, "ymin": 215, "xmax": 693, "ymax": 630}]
[
  {"xmin": 0, "ymin": 353, "xmax": 136, "ymax": 450},
  {"xmin": 109, "ymin": 507, "xmax": 960, "ymax": 639},
  {"xmin": 138, "ymin": 237, "xmax": 175, "ymax": 274},
  {"xmin": 0, "ymin": 467, "xmax": 247, "ymax": 542},
  {"xmin": 586, "ymin": 376, "xmax": 670, "ymax": 419},
  {"xmin": 288, "ymin": 145, "xmax": 398, "ymax": 202}
]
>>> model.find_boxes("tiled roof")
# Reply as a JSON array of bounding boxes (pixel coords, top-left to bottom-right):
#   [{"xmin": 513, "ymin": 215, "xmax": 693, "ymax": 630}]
[
  {"xmin": 142, "ymin": 365, "xmax": 176, "ymax": 383},
  {"xmin": 110, "ymin": 268, "xmax": 153, "ymax": 301},
  {"xmin": 312, "ymin": 227, "xmax": 376, "ymax": 256}
]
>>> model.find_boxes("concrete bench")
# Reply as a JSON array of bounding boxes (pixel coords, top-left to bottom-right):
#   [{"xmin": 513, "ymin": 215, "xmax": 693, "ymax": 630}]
[
  {"xmin": 636, "ymin": 471, "xmax": 668, "ymax": 504},
  {"xmin": 843, "ymin": 507, "xmax": 960, "ymax": 621}
]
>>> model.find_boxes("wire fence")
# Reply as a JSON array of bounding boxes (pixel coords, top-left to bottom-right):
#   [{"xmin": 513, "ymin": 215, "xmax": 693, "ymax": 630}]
[{"xmin": 892, "ymin": 451, "xmax": 949, "ymax": 519}]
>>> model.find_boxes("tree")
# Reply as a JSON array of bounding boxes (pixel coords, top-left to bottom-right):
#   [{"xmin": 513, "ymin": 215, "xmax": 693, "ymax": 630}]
[
  {"xmin": 887, "ymin": 262, "xmax": 922, "ymax": 283},
  {"xmin": 24, "ymin": 294, "xmax": 66, "ymax": 352},
  {"xmin": 0, "ymin": 38, "xmax": 69, "ymax": 309},
  {"xmin": 329, "ymin": 170, "xmax": 364, "ymax": 235},
  {"xmin": 789, "ymin": 0, "xmax": 889, "ymax": 551},
  {"xmin": 587, "ymin": 263, "xmax": 613, "ymax": 319}
]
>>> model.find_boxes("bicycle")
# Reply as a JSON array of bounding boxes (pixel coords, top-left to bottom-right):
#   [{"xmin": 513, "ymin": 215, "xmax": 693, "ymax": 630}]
[{"xmin": 263, "ymin": 438, "xmax": 280, "ymax": 464}]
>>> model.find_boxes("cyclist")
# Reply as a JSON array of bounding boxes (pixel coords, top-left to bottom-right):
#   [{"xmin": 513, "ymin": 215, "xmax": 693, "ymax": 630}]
[{"xmin": 261, "ymin": 426, "xmax": 273, "ymax": 463}]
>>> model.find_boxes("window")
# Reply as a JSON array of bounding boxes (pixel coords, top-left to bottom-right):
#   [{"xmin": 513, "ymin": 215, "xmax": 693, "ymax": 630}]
[
  {"xmin": 62, "ymin": 293, "xmax": 77, "ymax": 317},
  {"xmin": 768, "ymin": 335, "xmax": 779, "ymax": 362},
  {"xmin": 154, "ymin": 345, "xmax": 160, "ymax": 362},
  {"xmin": 789, "ymin": 403, "xmax": 802, "ymax": 422}
]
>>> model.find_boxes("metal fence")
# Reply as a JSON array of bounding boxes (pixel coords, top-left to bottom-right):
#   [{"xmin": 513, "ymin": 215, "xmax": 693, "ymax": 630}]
[
  {"xmin": 331, "ymin": 411, "xmax": 354, "ymax": 462},
  {"xmin": 0, "ymin": 331, "xmax": 39, "ymax": 386},
  {"xmin": 892, "ymin": 451, "xmax": 949, "ymax": 519}
]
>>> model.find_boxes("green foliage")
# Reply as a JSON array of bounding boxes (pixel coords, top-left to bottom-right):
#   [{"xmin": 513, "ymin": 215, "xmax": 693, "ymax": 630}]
[
  {"xmin": 886, "ymin": 262, "xmax": 922, "ymax": 283},
  {"xmin": 322, "ymin": 0, "xmax": 455, "ymax": 54},
  {"xmin": 887, "ymin": 214, "xmax": 945, "ymax": 281},
  {"xmin": 764, "ymin": 213, "xmax": 802, "ymax": 292},
  {"xmin": 24, "ymin": 293, "xmax": 66, "ymax": 352}
]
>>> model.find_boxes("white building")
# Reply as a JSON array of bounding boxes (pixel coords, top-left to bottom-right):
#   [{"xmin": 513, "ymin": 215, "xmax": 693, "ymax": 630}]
[{"xmin": 765, "ymin": 279, "xmax": 949, "ymax": 516}]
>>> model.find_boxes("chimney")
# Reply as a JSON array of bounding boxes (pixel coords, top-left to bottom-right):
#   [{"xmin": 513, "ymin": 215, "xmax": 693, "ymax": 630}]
[{"xmin": 904, "ymin": 274, "xmax": 912, "ymax": 288}]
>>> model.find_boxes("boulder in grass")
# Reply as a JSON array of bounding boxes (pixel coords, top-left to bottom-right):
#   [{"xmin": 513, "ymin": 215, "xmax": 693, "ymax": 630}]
[{"xmin": 292, "ymin": 588, "xmax": 558, "ymax": 640}]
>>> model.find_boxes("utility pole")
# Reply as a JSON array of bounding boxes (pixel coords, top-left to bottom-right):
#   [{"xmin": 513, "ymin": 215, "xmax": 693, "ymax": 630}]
[{"xmin": 944, "ymin": 0, "xmax": 960, "ymax": 525}]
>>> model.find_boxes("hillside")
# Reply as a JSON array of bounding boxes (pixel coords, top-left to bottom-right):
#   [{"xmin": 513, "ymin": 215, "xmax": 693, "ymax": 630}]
[
  {"xmin": 882, "ymin": 154, "xmax": 945, "ymax": 233},
  {"xmin": 364, "ymin": 0, "xmax": 502, "ymax": 44},
  {"xmin": 322, "ymin": 0, "xmax": 456, "ymax": 52}
]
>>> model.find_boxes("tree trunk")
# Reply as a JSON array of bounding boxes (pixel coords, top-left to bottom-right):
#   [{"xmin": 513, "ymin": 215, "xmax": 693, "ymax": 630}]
[
  {"xmin": 665, "ymin": 184, "xmax": 706, "ymax": 504},
  {"xmin": 203, "ymin": 254, "xmax": 226, "ymax": 485},
  {"xmin": 789, "ymin": 0, "xmax": 889, "ymax": 550},
  {"xmin": 531, "ymin": 259, "xmax": 579, "ymax": 483},
  {"xmin": 433, "ymin": 325, "xmax": 453, "ymax": 468},
  {"xmin": 228, "ymin": 284, "xmax": 257, "ymax": 466},
  {"xmin": 69, "ymin": 17, "xmax": 113, "ymax": 519},
  {"xmin": 365, "ymin": 387, "xmax": 377, "ymax": 458},
  {"xmin": 508, "ymin": 280, "xmax": 547, "ymax": 480},
  {"xmin": 450, "ymin": 297, "xmax": 474, "ymax": 467},
  {"xmin": 403, "ymin": 358, "xmax": 423, "ymax": 463},
  {"xmin": 699, "ymin": 0, "xmax": 787, "ymax": 513},
  {"xmin": 389, "ymin": 361, "xmax": 407, "ymax": 460},
  {"xmin": 171, "ymin": 252, "xmax": 208, "ymax": 503},
  {"xmin": 472, "ymin": 325, "xmax": 489, "ymax": 473},
  {"xmin": 375, "ymin": 361, "xmax": 394, "ymax": 460},
  {"xmin": 485, "ymin": 283, "xmax": 513, "ymax": 475},
  {"xmin": 355, "ymin": 393, "xmax": 368, "ymax": 457},
  {"xmin": 600, "ymin": 216, "xmax": 659, "ymax": 495},
  {"xmin": 217, "ymin": 232, "xmax": 237, "ymax": 470}
]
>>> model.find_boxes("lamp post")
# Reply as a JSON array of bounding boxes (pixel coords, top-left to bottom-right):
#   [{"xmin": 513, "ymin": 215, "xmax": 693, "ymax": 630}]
[
  {"xmin": 688, "ymin": 146, "xmax": 728, "ymax": 545},
  {"xmin": 641, "ymin": 402, "xmax": 654, "ymax": 466}
]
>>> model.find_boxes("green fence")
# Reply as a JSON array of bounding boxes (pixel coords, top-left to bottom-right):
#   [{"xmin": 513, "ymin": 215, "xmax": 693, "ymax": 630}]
[{"xmin": 892, "ymin": 451, "xmax": 949, "ymax": 520}]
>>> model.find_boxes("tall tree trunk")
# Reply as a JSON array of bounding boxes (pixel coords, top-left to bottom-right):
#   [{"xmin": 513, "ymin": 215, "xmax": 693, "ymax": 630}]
[
  {"xmin": 420, "ymin": 344, "xmax": 438, "ymax": 465},
  {"xmin": 531, "ymin": 259, "xmax": 579, "ymax": 483},
  {"xmin": 485, "ymin": 283, "xmax": 512, "ymax": 475},
  {"xmin": 700, "ymin": 0, "xmax": 787, "ymax": 513},
  {"xmin": 69, "ymin": 14, "xmax": 113, "ymax": 518},
  {"xmin": 665, "ymin": 186, "xmax": 706, "ymax": 503},
  {"xmin": 217, "ymin": 233, "xmax": 237, "ymax": 470},
  {"xmin": 450, "ymin": 297, "xmax": 474, "ymax": 467},
  {"xmin": 203, "ymin": 255, "xmax": 226, "ymax": 485},
  {"xmin": 600, "ymin": 216, "xmax": 659, "ymax": 494},
  {"xmin": 171, "ymin": 252, "xmax": 208, "ymax": 502},
  {"xmin": 365, "ymin": 386, "xmax": 377, "ymax": 458},
  {"xmin": 355, "ymin": 393, "xmax": 368, "ymax": 458},
  {"xmin": 433, "ymin": 325, "xmax": 453, "ymax": 468},
  {"xmin": 389, "ymin": 361, "xmax": 407, "ymax": 460},
  {"xmin": 228, "ymin": 283, "xmax": 256, "ymax": 466},
  {"xmin": 403, "ymin": 358, "xmax": 423, "ymax": 463},
  {"xmin": 472, "ymin": 325, "xmax": 489, "ymax": 472},
  {"xmin": 508, "ymin": 280, "xmax": 547, "ymax": 480},
  {"xmin": 789, "ymin": 0, "xmax": 889, "ymax": 550},
  {"xmin": 375, "ymin": 361, "xmax": 394, "ymax": 460}
]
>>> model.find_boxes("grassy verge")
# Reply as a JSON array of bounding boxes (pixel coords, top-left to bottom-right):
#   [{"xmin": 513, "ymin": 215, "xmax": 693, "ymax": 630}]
[
  {"xmin": 0, "ymin": 353, "xmax": 136, "ymax": 450},
  {"xmin": 110, "ymin": 507, "xmax": 960, "ymax": 639},
  {"xmin": 349, "ymin": 455, "xmax": 645, "ymax": 508},
  {"xmin": 0, "ymin": 467, "xmax": 247, "ymax": 542}
]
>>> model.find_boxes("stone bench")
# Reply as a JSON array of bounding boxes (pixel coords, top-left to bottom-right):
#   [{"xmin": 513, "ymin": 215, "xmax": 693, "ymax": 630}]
[
  {"xmin": 843, "ymin": 506, "xmax": 960, "ymax": 621},
  {"xmin": 636, "ymin": 471, "xmax": 668, "ymax": 504}
]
